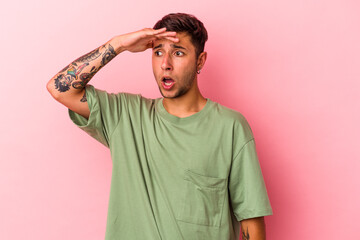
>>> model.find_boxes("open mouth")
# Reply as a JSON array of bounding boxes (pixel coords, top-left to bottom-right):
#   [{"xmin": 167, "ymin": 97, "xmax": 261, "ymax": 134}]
[{"xmin": 162, "ymin": 77, "xmax": 175, "ymax": 90}]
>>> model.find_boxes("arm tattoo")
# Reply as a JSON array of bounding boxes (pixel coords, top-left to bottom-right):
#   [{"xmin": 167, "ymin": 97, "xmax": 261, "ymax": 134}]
[
  {"xmin": 242, "ymin": 227, "xmax": 250, "ymax": 240},
  {"xmin": 54, "ymin": 62, "xmax": 89, "ymax": 92},
  {"xmin": 55, "ymin": 44, "xmax": 117, "ymax": 93},
  {"xmin": 101, "ymin": 44, "xmax": 116, "ymax": 65},
  {"xmin": 72, "ymin": 66, "xmax": 97, "ymax": 89},
  {"xmin": 74, "ymin": 48, "xmax": 102, "ymax": 62},
  {"xmin": 80, "ymin": 91, "xmax": 87, "ymax": 102}
]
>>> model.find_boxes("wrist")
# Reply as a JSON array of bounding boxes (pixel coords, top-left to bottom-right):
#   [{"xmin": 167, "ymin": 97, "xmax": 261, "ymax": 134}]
[{"xmin": 109, "ymin": 35, "xmax": 126, "ymax": 55}]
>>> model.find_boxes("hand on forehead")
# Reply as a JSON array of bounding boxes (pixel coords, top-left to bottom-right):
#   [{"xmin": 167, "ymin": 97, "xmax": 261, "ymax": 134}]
[{"xmin": 152, "ymin": 32, "xmax": 193, "ymax": 51}]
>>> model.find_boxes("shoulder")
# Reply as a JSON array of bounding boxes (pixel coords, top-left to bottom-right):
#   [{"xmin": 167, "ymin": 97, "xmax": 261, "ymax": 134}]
[
  {"xmin": 213, "ymin": 101, "xmax": 248, "ymax": 122},
  {"xmin": 212, "ymin": 101, "xmax": 253, "ymax": 129},
  {"xmin": 211, "ymin": 100, "xmax": 255, "ymax": 143},
  {"xmin": 86, "ymin": 84, "xmax": 150, "ymax": 105}
]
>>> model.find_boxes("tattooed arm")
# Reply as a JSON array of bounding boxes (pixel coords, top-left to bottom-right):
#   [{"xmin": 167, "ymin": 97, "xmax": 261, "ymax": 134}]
[
  {"xmin": 240, "ymin": 217, "xmax": 266, "ymax": 240},
  {"xmin": 46, "ymin": 28, "xmax": 178, "ymax": 119}
]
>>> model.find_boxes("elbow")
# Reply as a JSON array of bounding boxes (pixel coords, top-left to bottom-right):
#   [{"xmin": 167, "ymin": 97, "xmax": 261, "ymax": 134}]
[{"xmin": 46, "ymin": 79, "xmax": 60, "ymax": 100}]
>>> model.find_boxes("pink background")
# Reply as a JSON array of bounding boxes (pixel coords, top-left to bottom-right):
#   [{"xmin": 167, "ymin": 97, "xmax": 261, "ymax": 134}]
[{"xmin": 1, "ymin": 0, "xmax": 359, "ymax": 239}]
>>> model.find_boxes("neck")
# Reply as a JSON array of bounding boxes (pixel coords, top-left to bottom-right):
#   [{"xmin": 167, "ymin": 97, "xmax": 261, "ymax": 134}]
[{"xmin": 162, "ymin": 80, "xmax": 207, "ymax": 118}]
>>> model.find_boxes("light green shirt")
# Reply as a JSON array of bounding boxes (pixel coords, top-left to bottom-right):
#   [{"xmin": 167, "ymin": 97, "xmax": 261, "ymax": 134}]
[{"xmin": 69, "ymin": 85, "xmax": 273, "ymax": 240}]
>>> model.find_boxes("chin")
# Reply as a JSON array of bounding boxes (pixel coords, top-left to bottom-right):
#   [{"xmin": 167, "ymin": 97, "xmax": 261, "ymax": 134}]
[
  {"xmin": 161, "ymin": 89, "xmax": 190, "ymax": 99},
  {"xmin": 159, "ymin": 89, "xmax": 176, "ymax": 99},
  {"xmin": 160, "ymin": 92, "xmax": 176, "ymax": 99}
]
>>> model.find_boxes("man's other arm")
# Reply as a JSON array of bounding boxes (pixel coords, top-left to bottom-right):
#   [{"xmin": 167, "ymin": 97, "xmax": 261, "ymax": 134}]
[
  {"xmin": 46, "ymin": 28, "xmax": 178, "ymax": 119},
  {"xmin": 240, "ymin": 217, "xmax": 267, "ymax": 240}
]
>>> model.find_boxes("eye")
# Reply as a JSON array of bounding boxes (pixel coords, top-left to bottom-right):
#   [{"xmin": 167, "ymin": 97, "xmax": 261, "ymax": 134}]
[
  {"xmin": 174, "ymin": 51, "xmax": 184, "ymax": 56},
  {"xmin": 154, "ymin": 51, "xmax": 163, "ymax": 56}
]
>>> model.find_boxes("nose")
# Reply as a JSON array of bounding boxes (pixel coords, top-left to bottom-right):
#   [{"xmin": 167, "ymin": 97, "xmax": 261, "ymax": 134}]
[{"xmin": 161, "ymin": 53, "xmax": 173, "ymax": 71}]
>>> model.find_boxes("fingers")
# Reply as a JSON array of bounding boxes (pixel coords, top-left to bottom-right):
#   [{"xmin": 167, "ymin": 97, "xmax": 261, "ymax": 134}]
[
  {"xmin": 153, "ymin": 31, "xmax": 179, "ymax": 42},
  {"xmin": 154, "ymin": 31, "xmax": 177, "ymax": 38},
  {"xmin": 148, "ymin": 28, "xmax": 177, "ymax": 38},
  {"xmin": 152, "ymin": 27, "xmax": 167, "ymax": 34},
  {"xmin": 142, "ymin": 28, "xmax": 179, "ymax": 50},
  {"xmin": 163, "ymin": 36, "xmax": 179, "ymax": 42},
  {"xmin": 146, "ymin": 35, "xmax": 179, "ymax": 49}
]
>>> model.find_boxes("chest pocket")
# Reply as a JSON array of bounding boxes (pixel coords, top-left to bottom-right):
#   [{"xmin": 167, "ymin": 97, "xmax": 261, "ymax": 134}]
[{"xmin": 176, "ymin": 169, "xmax": 227, "ymax": 227}]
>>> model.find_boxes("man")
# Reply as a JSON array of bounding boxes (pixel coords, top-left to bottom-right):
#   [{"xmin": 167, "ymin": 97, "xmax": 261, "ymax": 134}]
[{"xmin": 47, "ymin": 13, "xmax": 272, "ymax": 240}]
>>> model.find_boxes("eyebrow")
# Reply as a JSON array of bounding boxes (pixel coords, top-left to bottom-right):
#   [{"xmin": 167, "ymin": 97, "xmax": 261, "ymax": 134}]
[
  {"xmin": 153, "ymin": 44, "xmax": 187, "ymax": 50},
  {"xmin": 171, "ymin": 44, "xmax": 186, "ymax": 50}
]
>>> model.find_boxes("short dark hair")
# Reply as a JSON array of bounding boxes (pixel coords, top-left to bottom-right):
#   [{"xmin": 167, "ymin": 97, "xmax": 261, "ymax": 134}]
[{"xmin": 153, "ymin": 13, "xmax": 208, "ymax": 57}]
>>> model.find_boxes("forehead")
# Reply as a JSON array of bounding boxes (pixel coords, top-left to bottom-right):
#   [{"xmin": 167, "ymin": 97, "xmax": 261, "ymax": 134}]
[{"xmin": 153, "ymin": 32, "xmax": 195, "ymax": 50}]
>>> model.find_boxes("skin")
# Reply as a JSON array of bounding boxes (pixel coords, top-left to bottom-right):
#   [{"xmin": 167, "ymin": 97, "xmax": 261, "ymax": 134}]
[
  {"xmin": 241, "ymin": 217, "xmax": 266, "ymax": 240},
  {"xmin": 46, "ymin": 27, "xmax": 179, "ymax": 119},
  {"xmin": 152, "ymin": 33, "xmax": 267, "ymax": 238},
  {"xmin": 47, "ymin": 27, "xmax": 267, "ymax": 239},
  {"xmin": 151, "ymin": 32, "xmax": 207, "ymax": 118}
]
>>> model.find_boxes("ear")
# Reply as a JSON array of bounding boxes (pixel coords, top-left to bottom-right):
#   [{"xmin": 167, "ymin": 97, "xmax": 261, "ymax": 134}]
[{"xmin": 197, "ymin": 51, "xmax": 207, "ymax": 72}]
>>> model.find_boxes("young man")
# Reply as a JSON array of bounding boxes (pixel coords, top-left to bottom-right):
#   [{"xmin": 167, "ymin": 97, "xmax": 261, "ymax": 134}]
[{"xmin": 47, "ymin": 13, "xmax": 272, "ymax": 240}]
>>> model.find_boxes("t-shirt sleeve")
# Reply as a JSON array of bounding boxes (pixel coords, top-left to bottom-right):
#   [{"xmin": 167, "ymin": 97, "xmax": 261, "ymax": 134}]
[
  {"xmin": 228, "ymin": 138, "xmax": 273, "ymax": 221},
  {"xmin": 68, "ymin": 84, "xmax": 133, "ymax": 148}
]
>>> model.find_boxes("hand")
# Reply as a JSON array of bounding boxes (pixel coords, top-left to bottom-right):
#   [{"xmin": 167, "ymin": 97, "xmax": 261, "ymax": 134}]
[{"xmin": 116, "ymin": 28, "xmax": 179, "ymax": 53}]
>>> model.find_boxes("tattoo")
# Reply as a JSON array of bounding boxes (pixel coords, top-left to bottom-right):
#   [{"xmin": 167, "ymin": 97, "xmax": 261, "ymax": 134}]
[
  {"xmin": 54, "ymin": 63, "xmax": 89, "ymax": 92},
  {"xmin": 101, "ymin": 44, "xmax": 116, "ymax": 66},
  {"xmin": 72, "ymin": 66, "xmax": 95, "ymax": 89},
  {"xmin": 242, "ymin": 227, "xmax": 250, "ymax": 240},
  {"xmin": 54, "ymin": 74, "xmax": 70, "ymax": 92},
  {"xmin": 55, "ymin": 44, "xmax": 117, "ymax": 93},
  {"xmin": 74, "ymin": 48, "xmax": 102, "ymax": 62},
  {"xmin": 80, "ymin": 91, "xmax": 87, "ymax": 102}
]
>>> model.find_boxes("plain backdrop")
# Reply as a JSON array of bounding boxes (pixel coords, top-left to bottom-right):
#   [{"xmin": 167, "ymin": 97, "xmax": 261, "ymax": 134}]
[{"xmin": 0, "ymin": 0, "xmax": 359, "ymax": 239}]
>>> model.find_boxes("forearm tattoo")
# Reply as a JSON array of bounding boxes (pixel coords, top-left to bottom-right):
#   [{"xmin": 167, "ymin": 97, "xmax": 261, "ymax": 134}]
[
  {"xmin": 242, "ymin": 227, "xmax": 250, "ymax": 240},
  {"xmin": 54, "ymin": 62, "xmax": 88, "ymax": 92},
  {"xmin": 101, "ymin": 44, "xmax": 116, "ymax": 65},
  {"xmin": 74, "ymin": 48, "xmax": 101, "ymax": 62},
  {"xmin": 54, "ymin": 44, "xmax": 116, "ymax": 93}
]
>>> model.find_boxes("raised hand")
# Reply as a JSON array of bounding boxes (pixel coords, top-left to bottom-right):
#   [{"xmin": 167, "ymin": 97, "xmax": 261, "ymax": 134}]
[
  {"xmin": 115, "ymin": 27, "xmax": 179, "ymax": 53},
  {"xmin": 47, "ymin": 27, "xmax": 178, "ymax": 119}
]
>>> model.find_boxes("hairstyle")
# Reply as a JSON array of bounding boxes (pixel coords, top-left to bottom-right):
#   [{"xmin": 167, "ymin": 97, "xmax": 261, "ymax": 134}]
[{"xmin": 153, "ymin": 13, "xmax": 208, "ymax": 58}]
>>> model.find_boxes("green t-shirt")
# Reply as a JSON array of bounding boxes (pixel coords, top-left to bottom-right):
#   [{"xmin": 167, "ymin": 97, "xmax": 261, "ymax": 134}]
[{"xmin": 69, "ymin": 85, "xmax": 273, "ymax": 240}]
